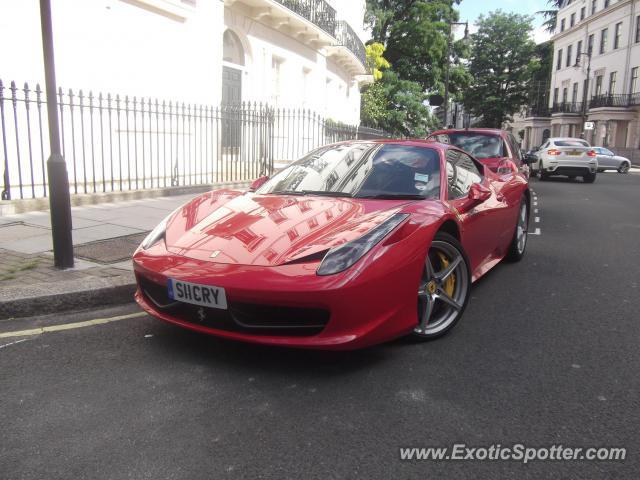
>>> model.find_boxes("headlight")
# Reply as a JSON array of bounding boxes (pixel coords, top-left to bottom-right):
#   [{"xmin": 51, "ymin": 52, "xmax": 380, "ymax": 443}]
[
  {"xmin": 317, "ymin": 213, "xmax": 408, "ymax": 276},
  {"xmin": 141, "ymin": 207, "xmax": 181, "ymax": 249}
]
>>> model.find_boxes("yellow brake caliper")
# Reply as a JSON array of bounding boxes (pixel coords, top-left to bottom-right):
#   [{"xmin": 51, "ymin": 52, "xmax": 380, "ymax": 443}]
[{"xmin": 436, "ymin": 252, "xmax": 456, "ymax": 297}]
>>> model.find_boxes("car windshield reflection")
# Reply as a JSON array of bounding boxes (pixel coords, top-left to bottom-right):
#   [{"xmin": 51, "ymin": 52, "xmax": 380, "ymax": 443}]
[{"xmin": 256, "ymin": 142, "xmax": 441, "ymax": 200}]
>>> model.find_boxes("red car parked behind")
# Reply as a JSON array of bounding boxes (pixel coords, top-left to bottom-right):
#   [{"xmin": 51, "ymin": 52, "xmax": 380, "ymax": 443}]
[{"xmin": 427, "ymin": 128, "xmax": 530, "ymax": 180}]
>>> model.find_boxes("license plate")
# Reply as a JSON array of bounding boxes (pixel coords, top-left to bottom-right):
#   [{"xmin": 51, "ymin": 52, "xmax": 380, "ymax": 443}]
[
  {"xmin": 167, "ymin": 279, "xmax": 227, "ymax": 309},
  {"xmin": 568, "ymin": 150, "xmax": 581, "ymax": 156}
]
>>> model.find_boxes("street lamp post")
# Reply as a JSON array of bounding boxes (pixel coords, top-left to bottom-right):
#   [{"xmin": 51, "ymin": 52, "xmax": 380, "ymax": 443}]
[
  {"xmin": 443, "ymin": 20, "xmax": 469, "ymax": 128},
  {"xmin": 40, "ymin": 0, "xmax": 74, "ymax": 268},
  {"xmin": 575, "ymin": 49, "xmax": 592, "ymax": 140}
]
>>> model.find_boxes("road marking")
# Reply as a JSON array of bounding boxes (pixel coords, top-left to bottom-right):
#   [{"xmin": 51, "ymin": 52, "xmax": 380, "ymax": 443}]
[
  {"xmin": 533, "ymin": 201, "xmax": 538, "ymax": 206},
  {"xmin": 535, "ymin": 217, "xmax": 540, "ymax": 223},
  {"xmin": 0, "ymin": 312, "xmax": 146, "ymax": 339},
  {"xmin": 0, "ymin": 338, "xmax": 30, "ymax": 350},
  {"xmin": 530, "ymin": 228, "xmax": 542, "ymax": 235},
  {"xmin": 534, "ymin": 208, "xmax": 539, "ymax": 213}
]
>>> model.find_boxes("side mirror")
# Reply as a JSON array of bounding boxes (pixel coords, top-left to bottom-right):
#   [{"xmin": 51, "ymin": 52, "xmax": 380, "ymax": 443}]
[
  {"xmin": 249, "ymin": 175, "xmax": 269, "ymax": 192},
  {"xmin": 468, "ymin": 182, "xmax": 492, "ymax": 202},
  {"xmin": 522, "ymin": 153, "xmax": 537, "ymax": 165}
]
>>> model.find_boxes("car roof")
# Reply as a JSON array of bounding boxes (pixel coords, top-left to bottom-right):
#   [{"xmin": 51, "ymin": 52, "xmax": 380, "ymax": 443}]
[{"xmin": 548, "ymin": 137, "xmax": 589, "ymax": 142}]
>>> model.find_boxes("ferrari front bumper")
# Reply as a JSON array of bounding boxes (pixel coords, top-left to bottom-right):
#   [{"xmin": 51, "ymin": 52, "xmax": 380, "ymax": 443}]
[{"xmin": 132, "ymin": 241, "xmax": 422, "ymax": 350}]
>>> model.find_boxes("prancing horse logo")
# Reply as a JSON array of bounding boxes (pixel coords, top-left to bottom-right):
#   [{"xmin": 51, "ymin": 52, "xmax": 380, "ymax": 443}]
[
  {"xmin": 197, "ymin": 307, "xmax": 206, "ymax": 322},
  {"xmin": 210, "ymin": 250, "xmax": 221, "ymax": 258}
]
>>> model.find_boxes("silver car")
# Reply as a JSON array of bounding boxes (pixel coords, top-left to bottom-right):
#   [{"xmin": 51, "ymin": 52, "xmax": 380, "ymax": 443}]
[{"xmin": 593, "ymin": 147, "xmax": 632, "ymax": 174}]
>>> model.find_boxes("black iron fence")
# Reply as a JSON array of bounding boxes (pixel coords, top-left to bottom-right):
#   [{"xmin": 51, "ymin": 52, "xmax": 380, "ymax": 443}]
[{"xmin": 1, "ymin": 79, "xmax": 391, "ymax": 200}]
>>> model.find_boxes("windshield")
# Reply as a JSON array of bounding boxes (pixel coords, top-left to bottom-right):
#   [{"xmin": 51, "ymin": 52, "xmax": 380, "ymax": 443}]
[
  {"xmin": 429, "ymin": 132, "xmax": 504, "ymax": 159},
  {"xmin": 256, "ymin": 142, "xmax": 441, "ymax": 200}
]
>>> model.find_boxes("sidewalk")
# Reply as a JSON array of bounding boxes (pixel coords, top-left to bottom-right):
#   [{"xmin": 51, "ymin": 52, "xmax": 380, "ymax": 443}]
[{"xmin": 0, "ymin": 193, "xmax": 196, "ymax": 319}]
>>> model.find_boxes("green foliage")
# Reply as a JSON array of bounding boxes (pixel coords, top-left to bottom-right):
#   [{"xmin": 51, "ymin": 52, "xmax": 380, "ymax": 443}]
[
  {"xmin": 462, "ymin": 11, "xmax": 537, "ymax": 128},
  {"xmin": 366, "ymin": 0, "xmax": 463, "ymax": 92},
  {"xmin": 366, "ymin": 42, "xmax": 391, "ymax": 81},
  {"xmin": 361, "ymin": 81, "xmax": 389, "ymax": 126},
  {"xmin": 537, "ymin": 0, "xmax": 564, "ymax": 34}
]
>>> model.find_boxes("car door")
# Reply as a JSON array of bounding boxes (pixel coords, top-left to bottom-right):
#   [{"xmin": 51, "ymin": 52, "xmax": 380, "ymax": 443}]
[
  {"xmin": 506, "ymin": 133, "xmax": 529, "ymax": 178},
  {"xmin": 598, "ymin": 148, "xmax": 617, "ymax": 168},
  {"xmin": 445, "ymin": 150, "xmax": 509, "ymax": 275}
]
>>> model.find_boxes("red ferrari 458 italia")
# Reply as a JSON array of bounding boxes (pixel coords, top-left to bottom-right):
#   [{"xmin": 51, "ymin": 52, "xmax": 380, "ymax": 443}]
[{"xmin": 133, "ymin": 140, "xmax": 531, "ymax": 350}]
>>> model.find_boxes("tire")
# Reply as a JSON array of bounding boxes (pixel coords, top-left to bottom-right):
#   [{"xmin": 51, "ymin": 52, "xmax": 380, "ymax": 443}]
[
  {"xmin": 505, "ymin": 198, "xmax": 529, "ymax": 262},
  {"xmin": 583, "ymin": 171, "xmax": 596, "ymax": 183},
  {"xmin": 412, "ymin": 232, "xmax": 471, "ymax": 340},
  {"xmin": 618, "ymin": 162, "xmax": 630, "ymax": 174}
]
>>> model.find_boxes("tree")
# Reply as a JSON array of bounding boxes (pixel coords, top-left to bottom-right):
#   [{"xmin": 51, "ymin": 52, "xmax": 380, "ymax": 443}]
[
  {"xmin": 537, "ymin": 0, "xmax": 564, "ymax": 34},
  {"xmin": 365, "ymin": 42, "xmax": 391, "ymax": 81},
  {"xmin": 462, "ymin": 11, "xmax": 537, "ymax": 127},
  {"xmin": 366, "ymin": 0, "xmax": 464, "ymax": 93}
]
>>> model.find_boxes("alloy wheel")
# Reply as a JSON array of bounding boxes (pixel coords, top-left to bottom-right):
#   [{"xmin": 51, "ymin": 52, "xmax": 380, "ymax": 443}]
[
  {"xmin": 415, "ymin": 240, "xmax": 470, "ymax": 336},
  {"xmin": 516, "ymin": 202, "xmax": 528, "ymax": 255}
]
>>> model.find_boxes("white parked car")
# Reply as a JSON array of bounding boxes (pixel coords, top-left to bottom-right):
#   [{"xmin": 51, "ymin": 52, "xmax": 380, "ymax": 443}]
[
  {"xmin": 532, "ymin": 138, "xmax": 598, "ymax": 183},
  {"xmin": 593, "ymin": 147, "xmax": 632, "ymax": 174}
]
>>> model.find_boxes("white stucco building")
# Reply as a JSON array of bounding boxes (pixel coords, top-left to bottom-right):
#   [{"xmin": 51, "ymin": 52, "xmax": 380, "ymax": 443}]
[
  {"xmin": 521, "ymin": 0, "xmax": 640, "ymax": 150},
  {"xmin": 2, "ymin": 0, "xmax": 370, "ymax": 124},
  {"xmin": 0, "ymin": 0, "xmax": 374, "ymax": 200}
]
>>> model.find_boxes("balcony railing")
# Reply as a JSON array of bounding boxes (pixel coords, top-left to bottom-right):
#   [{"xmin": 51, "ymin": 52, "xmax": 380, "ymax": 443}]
[
  {"xmin": 525, "ymin": 105, "xmax": 551, "ymax": 117},
  {"xmin": 551, "ymin": 102, "xmax": 583, "ymax": 114},
  {"xmin": 588, "ymin": 93, "xmax": 640, "ymax": 109},
  {"xmin": 275, "ymin": 0, "xmax": 337, "ymax": 37},
  {"xmin": 335, "ymin": 21, "xmax": 366, "ymax": 67}
]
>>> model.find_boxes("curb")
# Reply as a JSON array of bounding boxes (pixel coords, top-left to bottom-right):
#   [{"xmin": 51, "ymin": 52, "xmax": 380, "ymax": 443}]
[{"xmin": 0, "ymin": 274, "xmax": 137, "ymax": 320}]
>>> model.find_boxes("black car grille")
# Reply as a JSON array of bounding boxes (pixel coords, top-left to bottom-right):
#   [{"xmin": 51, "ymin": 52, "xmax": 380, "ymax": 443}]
[{"xmin": 137, "ymin": 275, "xmax": 329, "ymax": 337}]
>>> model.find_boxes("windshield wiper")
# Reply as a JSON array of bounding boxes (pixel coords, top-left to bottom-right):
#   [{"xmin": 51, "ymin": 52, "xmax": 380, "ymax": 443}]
[
  {"xmin": 268, "ymin": 190, "xmax": 352, "ymax": 197},
  {"xmin": 300, "ymin": 190, "xmax": 353, "ymax": 197},
  {"xmin": 356, "ymin": 193, "xmax": 426, "ymax": 200}
]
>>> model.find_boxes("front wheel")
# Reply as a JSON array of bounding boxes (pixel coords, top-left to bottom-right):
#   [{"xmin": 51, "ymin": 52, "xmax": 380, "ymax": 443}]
[
  {"xmin": 583, "ymin": 171, "xmax": 597, "ymax": 183},
  {"xmin": 412, "ymin": 232, "xmax": 471, "ymax": 340},
  {"xmin": 618, "ymin": 162, "xmax": 630, "ymax": 174}
]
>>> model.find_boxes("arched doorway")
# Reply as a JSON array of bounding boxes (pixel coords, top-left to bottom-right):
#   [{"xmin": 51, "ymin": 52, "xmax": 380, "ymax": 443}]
[{"xmin": 222, "ymin": 30, "xmax": 244, "ymax": 106}]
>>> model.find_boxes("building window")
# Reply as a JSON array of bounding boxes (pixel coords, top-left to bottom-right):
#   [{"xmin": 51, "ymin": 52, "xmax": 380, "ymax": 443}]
[
  {"xmin": 600, "ymin": 28, "xmax": 607, "ymax": 54},
  {"xmin": 614, "ymin": 22, "xmax": 622, "ymax": 49},
  {"xmin": 570, "ymin": 13, "xmax": 576, "ymax": 27},
  {"xmin": 609, "ymin": 71, "xmax": 617, "ymax": 95},
  {"xmin": 560, "ymin": 18, "xmax": 566, "ymax": 32},
  {"xmin": 636, "ymin": 16, "xmax": 640, "ymax": 43},
  {"xmin": 604, "ymin": 0, "xmax": 610, "ymax": 7},
  {"xmin": 572, "ymin": 82, "xmax": 579, "ymax": 103},
  {"xmin": 553, "ymin": 87, "xmax": 559, "ymax": 105},
  {"xmin": 566, "ymin": 44, "xmax": 573, "ymax": 67},
  {"xmin": 591, "ymin": 0, "xmax": 597, "ymax": 15},
  {"xmin": 580, "ymin": 7, "xmax": 586, "ymax": 20},
  {"xmin": 588, "ymin": 34, "xmax": 594, "ymax": 54},
  {"xmin": 631, "ymin": 67, "xmax": 639, "ymax": 94},
  {"xmin": 271, "ymin": 57, "xmax": 284, "ymax": 104},
  {"xmin": 557, "ymin": 49, "xmax": 563, "ymax": 70},
  {"xmin": 595, "ymin": 75, "xmax": 603, "ymax": 96},
  {"xmin": 562, "ymin": 87, "xmax": 568, "ymax": 103},
  {"xmin": 577, "ymin": 40, "xmax": 583, "ymax": 61}
]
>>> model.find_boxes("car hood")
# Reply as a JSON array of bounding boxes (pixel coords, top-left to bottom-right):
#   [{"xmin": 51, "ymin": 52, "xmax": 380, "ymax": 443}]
[{"xmin": 164, "ymin": 190, "xmax": 411, "ymax": 267}]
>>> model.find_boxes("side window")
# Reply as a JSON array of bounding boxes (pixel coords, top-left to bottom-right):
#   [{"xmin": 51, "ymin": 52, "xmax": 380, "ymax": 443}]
[
  {"xmin": 508, "ymin": 134, "xmax": 523, "ymax": 163},
  {"xmin": 446, "ymin": 150, "xmax": 483, "ymax": 200}
]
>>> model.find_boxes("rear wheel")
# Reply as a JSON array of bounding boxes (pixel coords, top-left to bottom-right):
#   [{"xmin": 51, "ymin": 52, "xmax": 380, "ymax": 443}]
[
  {"xmin": 618, "ymin": 162, "xmax": 630, "ymax": 174},
  {"xmin": 583, "ymin": 171, "xmax": 597, "ymax": 183},
  {"xmin": 505, "ymin": 198, "xmax": 529, "ymax": 262},
  {"xmin": 412, "ymin": 232, "xmax": 471, "ymax": 340},
  {"xmin": 538, "ymin": 161, "xmax": 548, "ymax": 180}
]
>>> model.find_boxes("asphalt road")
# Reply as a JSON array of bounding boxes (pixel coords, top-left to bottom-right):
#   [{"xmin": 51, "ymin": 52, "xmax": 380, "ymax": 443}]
[{"xmin": 1, "ymin": 172, "xmax": 639, "ymax": 480}]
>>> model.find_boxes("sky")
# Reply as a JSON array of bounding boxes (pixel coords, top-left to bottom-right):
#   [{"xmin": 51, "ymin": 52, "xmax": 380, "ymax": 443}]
[{"xmin": 457, "ymin": 0, "xmax": 553, "ymax": 44}]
